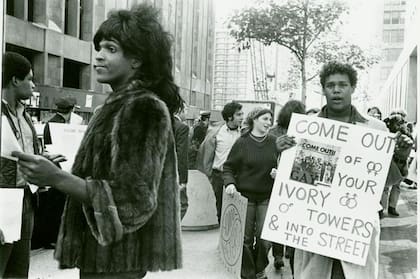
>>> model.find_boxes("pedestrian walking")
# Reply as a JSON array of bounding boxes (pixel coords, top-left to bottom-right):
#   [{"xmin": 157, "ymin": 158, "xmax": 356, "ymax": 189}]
[
  {"xmin": 12, "ymin": 4, "xmax": 183, "ymax": 278},
  {"xmin": 381, "ymin": 111, "xmax": 413, "ymax": 217},
  {"xmin": 196, "ymin": 101, "xmax": 244, "ymax": 223},
  {"xmin": 280, "ymin": 61, "xmax": 412, "ymax": 279},
  {"xmin": 269, "ymin": 100, "xmax": 306, "ymax": 274},
  {"xmin": 174, "ymin": 108, "xmax": 190, "ymax": 220},
  {"xmin": 223, "ymin": 108, "xmax": 279, "ymax": 279}
]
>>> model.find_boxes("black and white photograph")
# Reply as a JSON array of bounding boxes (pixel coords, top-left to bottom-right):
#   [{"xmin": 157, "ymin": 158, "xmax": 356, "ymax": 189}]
[
  {"xmin": 290, "ymin": 138, "xmax": 340, "ymax": 186},
  {"xmin": 0, "ymin": 0, "xmax": 417, "ymax": 278}
]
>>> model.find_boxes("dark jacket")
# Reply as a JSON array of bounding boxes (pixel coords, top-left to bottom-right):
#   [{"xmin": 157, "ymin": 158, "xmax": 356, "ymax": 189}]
[
  {"xmin": 192, "ymin": 122, "xmax": 208, "ymax": 145},
  {"xmin": 173, "ymin": 117, "xmax": 189, "ymax": 184},
  {"xmin": 196, "ymin": 124, "xmax": 224, "ymax": 177},
  {"xmin": 54, "ymin": 88, "xmax": 182, "ymax": 273}
]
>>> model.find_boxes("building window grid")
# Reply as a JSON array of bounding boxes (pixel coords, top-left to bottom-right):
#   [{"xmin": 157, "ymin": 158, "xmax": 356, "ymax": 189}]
[
  {"xmin": 383, "ymin": 48, "xmax": 402, "ymax": 61},
  {"xmin": 382, "ymin": 29, "xmax": 405, "ymax": 43},
  {"xmin": 383, "ymin": 11, "xmax": 405, "ymax": 24},
  {"xmin": 385, "ymin": 0, "xmax": 406, "ymax": 7}
]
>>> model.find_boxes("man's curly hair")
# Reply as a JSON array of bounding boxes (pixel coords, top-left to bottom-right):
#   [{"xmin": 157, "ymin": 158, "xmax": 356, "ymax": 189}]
[{"xmin": 319, "ymin": 61, "xmax": 358, "ymax": 89}]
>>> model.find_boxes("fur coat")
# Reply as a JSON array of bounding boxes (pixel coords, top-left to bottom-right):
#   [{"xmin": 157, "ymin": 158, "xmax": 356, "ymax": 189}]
[{"xmin": 54, "ymin": 88, "xmax": 182, "ymax": 273}]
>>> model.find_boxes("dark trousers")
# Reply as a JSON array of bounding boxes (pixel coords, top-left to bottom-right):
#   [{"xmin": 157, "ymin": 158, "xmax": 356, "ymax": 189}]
[
  {"xmin": 210, "ymin": 169, "xmax": 224, "ymax": 223},
  {"xmin": 331, "ymin": 259, "xmax": 345, "ymax": 279},
  {"xmin": 0, "ymin": 189, "xmax": 34, "ymax": 279},
  {"xmin": 272, "ymin": 243, "xmax": 284, "ymax": 258},
  {"xmin": 273, "ymin": 243, "xmax": 295, "ymax": 273},
  {"xmin": 31, "ymin": 188, "xmax": 66, "ymax": 248},
  {"xmin": 180, "ymin": 187, "xmax": 188, "ymax": 220},
  {"xmin": 241, "ymin": 199, "xmax": 271, "ymax": 279},
  {"xmin": 287, "ymin": 246, "xmax": 295, "ymax": 275}
]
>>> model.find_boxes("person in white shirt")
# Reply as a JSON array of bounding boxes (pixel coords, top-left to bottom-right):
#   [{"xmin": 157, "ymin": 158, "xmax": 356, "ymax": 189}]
[{"xmin": 196, "ymin": 101, "xmax": 244, "ymax": 223}]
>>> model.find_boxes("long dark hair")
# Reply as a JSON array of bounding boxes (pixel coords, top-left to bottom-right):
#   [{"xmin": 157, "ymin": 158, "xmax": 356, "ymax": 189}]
[
  {"xmin": 276, "ymin": 100, "xmax": 306, "ymax": 129},
  {"xmin": 93, "ymin": 4, "xmax": 183, "ymax": 114}
]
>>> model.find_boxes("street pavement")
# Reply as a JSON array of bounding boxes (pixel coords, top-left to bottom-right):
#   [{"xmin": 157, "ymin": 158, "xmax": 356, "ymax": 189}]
[{"xmin": 29, "ymin": 186, "xmax": 417, "ymax": 279}]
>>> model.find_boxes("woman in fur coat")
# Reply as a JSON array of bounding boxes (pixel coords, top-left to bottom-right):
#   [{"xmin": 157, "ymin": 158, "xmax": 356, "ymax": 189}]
[{"xmin": 13, "ymin": 4, "xmax": 183, "ymax": 279}]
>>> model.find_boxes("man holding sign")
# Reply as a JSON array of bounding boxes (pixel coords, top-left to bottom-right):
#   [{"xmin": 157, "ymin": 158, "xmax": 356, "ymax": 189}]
[{"xmin": 262, "ymin": 62, "xmax": 413, "ymax": 279}]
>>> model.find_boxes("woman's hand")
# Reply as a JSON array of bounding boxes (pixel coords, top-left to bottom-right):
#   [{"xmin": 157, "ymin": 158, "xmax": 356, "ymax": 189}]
[
  {"xmin": 225, "ymin": 184, "xmax": 237, "ymax": 196},
  {"xmin": 276, "ymin": 135, "xmax": 296, "ymax": 153},
  {"xmin": 12, "ymin": 151, "xmax": 64, "ymax": 186},
  {"xmin": 270, "ymin": 168, "xmax": 277, "ymax": 179}
]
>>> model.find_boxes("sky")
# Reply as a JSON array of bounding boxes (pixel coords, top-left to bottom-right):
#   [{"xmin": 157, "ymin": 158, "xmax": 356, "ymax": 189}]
[
  {"xmin": 214, "ymin": 0, "xmax": 384, "ymax": 48},
  {"xmin": 213, "ymin": 0, "xmax": 387, "ymax": 108}
]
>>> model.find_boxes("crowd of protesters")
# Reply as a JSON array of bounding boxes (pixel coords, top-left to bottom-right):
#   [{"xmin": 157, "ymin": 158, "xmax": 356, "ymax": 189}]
[{"xmin": 0, "ymin": 4, "xmax": 416, "ymax": 279}]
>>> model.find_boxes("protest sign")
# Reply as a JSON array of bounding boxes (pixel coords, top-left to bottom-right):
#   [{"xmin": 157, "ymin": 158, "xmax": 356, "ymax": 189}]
[
  {"xmin": 1, "ymin": 116, "xmax": 21, "ymax": 186},
  {"xmin": 262, "ymin": 113, "xmax": 395, "ymax": 266},
  {"xmin": 1, "ymin": 116, "xmax": 22, "ymax": 160},
  {"xmin": 219, "ymin": 191, "xmax": 247, "ymax": 278},
  {"xmin": 46, "ymin": 123, "xmax": 87, "ymax": 172},
  {"xmin": 0, "ymin": 188, "xmax": 24, "ymax": 243}
]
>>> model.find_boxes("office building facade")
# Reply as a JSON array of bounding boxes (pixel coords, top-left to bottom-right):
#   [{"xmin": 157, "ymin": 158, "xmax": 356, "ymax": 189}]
[
  {"xmin": 212, "ymin": 28, "xmax": 251, "ymax": 110},
  {"xmin": 3, "ymin": 0, "xmax": 215, "ymax": 121},
  {"xmin": 378, "ymin": 0, "xmax": 417, "ymax": 122},
  {"xmin": 379, "ymin": 0, "xmax": 407, "ymax": 84}
]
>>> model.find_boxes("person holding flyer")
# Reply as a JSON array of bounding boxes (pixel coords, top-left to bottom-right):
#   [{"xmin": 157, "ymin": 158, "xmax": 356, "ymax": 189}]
[
  {"xmin": 279, "ymin": 61, "xmax": 413, "ymax": 279},
  {"xmin": 0, "ymin": 52, "xmax": 65, "ymax": 278},
  {"xmin": 223, "ymin": 108, "xmax": 279, "ymax": 279},
  {"xmin": 12, "ymin": 4, "xmax": 183, "ymax": 278}
]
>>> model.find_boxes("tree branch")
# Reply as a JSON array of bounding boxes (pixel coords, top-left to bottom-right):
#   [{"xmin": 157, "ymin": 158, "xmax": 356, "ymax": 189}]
[{"xmin": 306, "ymin": 71, "xmax": 320, "ymax": 82}]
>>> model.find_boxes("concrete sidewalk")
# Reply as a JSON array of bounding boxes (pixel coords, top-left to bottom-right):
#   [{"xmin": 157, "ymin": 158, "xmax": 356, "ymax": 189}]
[
  {"xmin": 28, "ymin": 187, "xmax": 417, "ymax": 279},
  {"xmin": 378, "ymin": 185, "xmax": 417, "ymax": 279}
]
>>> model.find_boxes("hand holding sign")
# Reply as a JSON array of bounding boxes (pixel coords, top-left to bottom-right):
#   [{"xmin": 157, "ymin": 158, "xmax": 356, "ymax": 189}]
[
  {"xmin": 225, "ymin": 184, "xmax": 238, "ymax": 196},
  {"xmin": 276, "ymin": 135, "xmax": 296, "ymax": 153},
  {"xmin": 270, "ymin": 168, "xmax": 277, "ymax": 179},
  {"xmin": 262, "ymin": 114, "xmax": 395, "ymax": 266}
]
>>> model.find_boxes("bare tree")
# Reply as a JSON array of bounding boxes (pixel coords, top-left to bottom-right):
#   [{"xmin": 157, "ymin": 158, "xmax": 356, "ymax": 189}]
[{"xmin": 228, "ymin": 0, "xmax": 347, "ymax": 104}]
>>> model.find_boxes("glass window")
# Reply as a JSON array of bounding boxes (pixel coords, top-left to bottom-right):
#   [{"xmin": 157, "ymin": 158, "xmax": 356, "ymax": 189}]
[
  {"xmin": 384, "ymin": 11, "xmax": 391, "ymax": 24},
  {"xmin": 383, "ymin": 30, "xmax": 390, "ymax": 42}
]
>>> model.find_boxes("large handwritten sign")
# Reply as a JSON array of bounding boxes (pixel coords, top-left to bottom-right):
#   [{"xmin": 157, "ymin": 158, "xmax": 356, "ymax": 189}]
[
  {"xmin": 262, "ymin": 114, "xmax": 395, "ymax": 265},
  {"xmin": 46, "ymin": 123, "xmax": 87, "ymax": 172},
  {"xmin": 219, "ymin": 191, "xmax": 247, "ymax": 278}
]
